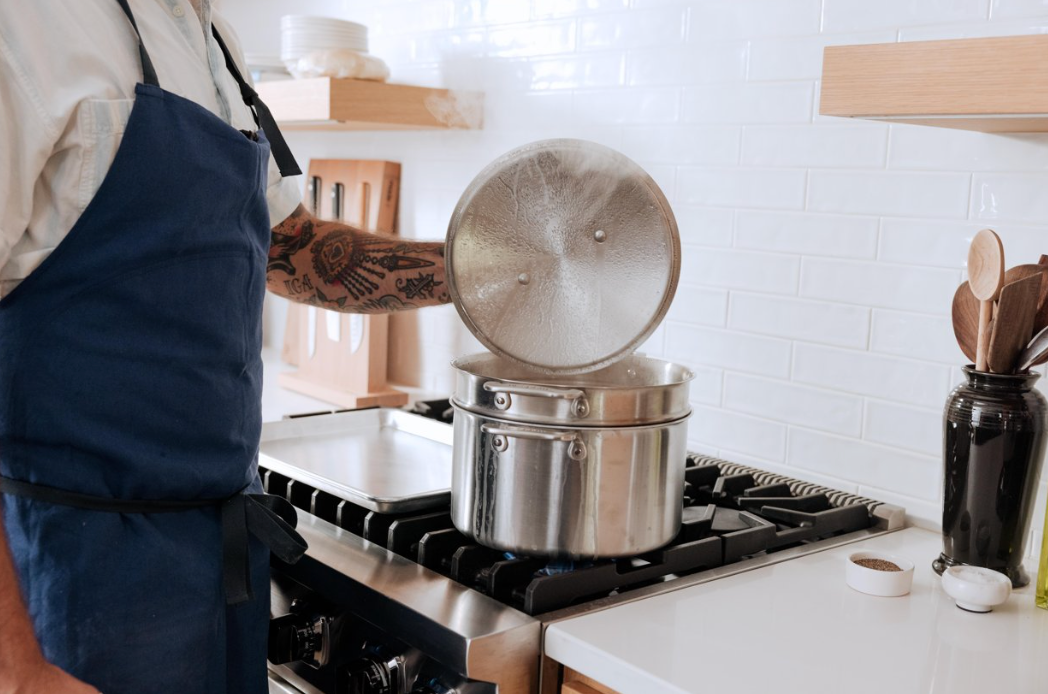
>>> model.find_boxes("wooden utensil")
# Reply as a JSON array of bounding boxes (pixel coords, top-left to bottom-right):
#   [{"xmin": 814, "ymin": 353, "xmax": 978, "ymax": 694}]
[
  {"xmin": 1017, "ymin": 325, "xmax": 1048, "ymax": 373},
  {"xmin": 987, "ymin": 274, "xmax": 1041, "ymax": 373},
  {"xmin": 968, "ymin": 229, "xmax": 1005, "ymax": 371},
  {"xmin": 1033, "ymin": 254, "xmax": 1048, "ymax": 343},
  {"xmin": 951, "ymin": 281, "xmax": 980, "ymax": 363}
]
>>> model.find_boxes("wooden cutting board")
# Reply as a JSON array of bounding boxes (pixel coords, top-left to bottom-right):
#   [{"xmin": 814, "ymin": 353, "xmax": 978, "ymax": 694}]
[{"xmin": 279, "ymin": 159, "xmax": 406, "ymax": 408}]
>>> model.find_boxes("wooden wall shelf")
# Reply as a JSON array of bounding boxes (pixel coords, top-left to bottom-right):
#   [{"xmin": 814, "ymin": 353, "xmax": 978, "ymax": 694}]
[
  {"xmin": 256, "ymin": 78, "xmax": 483, "ymax": 131},
  {"xmin": 820, "ymin": 35, "xmax": 1048, "ymax": 132}
]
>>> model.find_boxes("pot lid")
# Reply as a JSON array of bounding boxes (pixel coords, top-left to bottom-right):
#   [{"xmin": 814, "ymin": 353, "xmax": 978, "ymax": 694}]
[{"xmin": 446, "ymin": 139, "xmax": 681, "ymax": 375}]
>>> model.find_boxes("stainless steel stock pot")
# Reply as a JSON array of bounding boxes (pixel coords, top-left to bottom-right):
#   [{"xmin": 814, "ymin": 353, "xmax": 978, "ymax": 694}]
[{"xmin": 445, "ymin": 139, "xmax": 691, "ymax": 558}]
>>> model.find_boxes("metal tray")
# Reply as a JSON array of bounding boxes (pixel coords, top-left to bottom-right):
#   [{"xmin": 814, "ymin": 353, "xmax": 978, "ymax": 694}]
[{"xmin": 259, "ymin": 408, "xmax": 453, "ymax": 513}]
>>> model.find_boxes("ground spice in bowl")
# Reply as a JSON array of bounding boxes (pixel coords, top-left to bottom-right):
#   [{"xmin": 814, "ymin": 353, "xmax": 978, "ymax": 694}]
[{"xmin": 853, "ymin": 558, "xmax": 902, "ymax": 572}]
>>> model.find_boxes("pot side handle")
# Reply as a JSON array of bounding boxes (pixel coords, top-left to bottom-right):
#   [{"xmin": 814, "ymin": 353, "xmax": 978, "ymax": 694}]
[{"xmin": 482, "ymin": 381, "xmax": 590, "ymax": 417}]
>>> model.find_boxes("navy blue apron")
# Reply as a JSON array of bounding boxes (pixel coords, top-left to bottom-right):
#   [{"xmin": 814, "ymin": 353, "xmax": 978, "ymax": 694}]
[{"xmin": 0, "ymin": 1, "xmax": 305, "ymax": 691}]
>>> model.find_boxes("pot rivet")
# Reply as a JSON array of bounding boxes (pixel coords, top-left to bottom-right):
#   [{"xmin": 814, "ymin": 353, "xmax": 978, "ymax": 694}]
[
  {"xmin": 494, "ymin": 394, "xmax": 510, "ymax": 409},
  {"xmin": 569, "ymin": 441, "xmax": 587, "ymax": 461},
  {"xmin": 573, "ymin": 399, "xmax": 590, "ymax": 418},
  {"xmin": 492, "ymin": 435, "xmax": 508, "ymax": 452},
  {"xmin": 593, "ymin": 229, "xmax": 606, "ymax": 243},
  {"xmin": 517, "ymin": 272, "xmax": 530, "ymax": 286}
]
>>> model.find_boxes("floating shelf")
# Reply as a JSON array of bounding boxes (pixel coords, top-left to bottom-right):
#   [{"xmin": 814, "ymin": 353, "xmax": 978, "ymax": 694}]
[
  {"xmin": 256, "ymin": 77, "xmax": 483, "ymax": 131},
  {"xmin": 820, "ymin": 35, "xmax": 1048, "ymax": 132}
]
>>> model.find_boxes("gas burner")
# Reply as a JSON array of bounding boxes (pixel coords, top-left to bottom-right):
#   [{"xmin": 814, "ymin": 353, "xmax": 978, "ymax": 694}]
[{"xmin": 261, "ymin": 451, "xmax": 880, "ymax": 616}]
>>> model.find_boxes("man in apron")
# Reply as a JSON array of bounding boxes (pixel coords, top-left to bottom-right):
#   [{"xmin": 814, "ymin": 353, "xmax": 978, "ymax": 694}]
[{"xmin": 0, "ymin": 2, "xmax": 448, "ymax": 692}]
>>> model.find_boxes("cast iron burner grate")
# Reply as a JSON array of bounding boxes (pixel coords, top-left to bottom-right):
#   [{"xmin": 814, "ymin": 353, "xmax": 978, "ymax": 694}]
[{"xmin": 260, "ymin": 435, "xmax": 879, "ymax": 615}]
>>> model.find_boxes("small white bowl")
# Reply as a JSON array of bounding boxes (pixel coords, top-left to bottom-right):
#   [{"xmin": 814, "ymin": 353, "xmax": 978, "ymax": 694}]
[
  {"xmin": 941, "ymin": 565, "xmax": 1012, "ymax": 613},
  {"xmin": 846, "ymin": 550, "xmax": 915, "ymax": 597}
]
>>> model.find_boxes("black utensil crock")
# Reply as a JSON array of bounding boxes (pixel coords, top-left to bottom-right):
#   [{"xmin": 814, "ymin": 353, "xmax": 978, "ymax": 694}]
[{"xmin": 935, "ymin": 366, "xmax": 1047, "ymax": 587}]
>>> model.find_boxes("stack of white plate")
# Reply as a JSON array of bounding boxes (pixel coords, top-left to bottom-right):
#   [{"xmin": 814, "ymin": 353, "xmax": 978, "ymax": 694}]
[{"xmin": 281, "ymin": 15, "xmax": 369, "ymax": 66}]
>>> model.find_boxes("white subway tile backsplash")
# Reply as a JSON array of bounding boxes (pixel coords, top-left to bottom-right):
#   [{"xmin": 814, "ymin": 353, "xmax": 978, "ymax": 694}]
[
  {"xmin": 800, "ymin": 258, "xmax": 958, "ymax": 314},
  {"xmin": 687, "ymin": 364, "xmax": 724, "ymax": 406},
  {"xmin": 682, "ymin": 83, "xmax": 814, "ymax": 124},
  {"xmin": 723, "ymin": 373, "xmax": 863, "ymax": 435},
  {"xmin": 578, "ymin": 7, "xmax": 688, "ymax": 51},
  {"xmin": 889, "ymin": 126, "xmax": 1048, "ymax": 172},
  {"xmin": 666, "ymin": 324, "xmax": 792, "ymax": 378},
  {"xmin": 673, "ymin": 206, "xmax": 734, "ymax": 247},
  {"xmin": 453, "ymin": 2, "xmax": 531, "ymax": 27},
  {"xmin": 856, "ymin": 485, "xmax": 941, "ymax": 527},
  {"xmin": 793, "ymin": 343, "xmax": 952, "ymax": 407},
  {"xmin": 990, "ymin": 0, "xmax": 1048, "ymax": 20},
  {"xmin": 788, "ymin": 428, "xmax": 940, "ymax": 500},
  {"xmin": 682, "ymin": 247, "xmax": 800, "ymax": 294},
  {"xmin": 667, "ymin": 285, "xmax": 728, "ymax": 326},
  {"xmin": 822, "ymin": 0, "xmax": 989, "ymax": 32},
  {"xmin": 689, "ymin": 405, "xmax": 787, "ymax": 461},
  {"xmin": 534, "ymin": 0, "xmax": 630, "ymax": 19},
  {"xmin": 747, "ymin": 31, "xmax": 896, "ymax": 81},
  {"xmin": 621, "ymin": 125, "xmax": 740, "ymax": 165},
  {"xmin": 864, "ymin": 400, "xmax": 942, "ymax": 457},
  {"xmin": 972, "ymin": 173, "xmax": 1048, "ymax": 223},
  {"xmin": 486, "ymin": 20, "xmax": 577, "ymax": 57},
  {"xmin": 728, "ymin": 293, "xmax": 870, "ymax": 348},
  {"xmin": 690, "ymin": 0, "xmax": 822, "ymax": 39},
  {"xmin": 807, "ymin": 171, "xmax": 971, "ymax": 218},
  {"xmin": 678, "ymin": 167, "xmax": 807, "ymax": 209},
  {"xmin": 573, "ymin": 87, "xmax": 680, "ymax": 123},
  {"xmin": 487, "ymin": 53, "xmax": 626, "ymax": 91},
  {"xmin": 870, "ymin": 309, "xmax": 965, "ymax": 364},
  {"xmin": 741, "ymin": 125, "xmax": 887, "ymax": 168},
  {"xmin": 628, "ymin": 43, "xmax": 749, "ymax": 86},
  {"xmin": 901, "ymin": 18, "xmax": 1048, "ymax": 40},
  {"xmin": 736, "ymin": 210, "xmax": 878, "ymax": 259},
  {"xmin": 264, "ymin": 0, "xmax": 1048, "ymax": 533}
]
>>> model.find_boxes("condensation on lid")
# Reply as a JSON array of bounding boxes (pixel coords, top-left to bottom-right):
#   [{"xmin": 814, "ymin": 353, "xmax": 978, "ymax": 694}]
[{"xmin": 445, "ymin": 139, "xmax": 681, "ymax": 375}]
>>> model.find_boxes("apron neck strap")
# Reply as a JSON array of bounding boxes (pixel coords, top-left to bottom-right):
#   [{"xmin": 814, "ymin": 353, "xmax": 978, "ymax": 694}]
[
  {"xmin": 113, "ymin": 0, "xmax": 160, "ymax": 87},
  {"xmin": 212, "ymin": 27, "xmax": 303, "ymax": 178}
]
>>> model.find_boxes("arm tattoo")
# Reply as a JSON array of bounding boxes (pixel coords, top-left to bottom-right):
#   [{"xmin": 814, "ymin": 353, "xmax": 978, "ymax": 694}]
[{"xmin": 267, "ymin": 205, "xmax": 448, "ymax": 313}]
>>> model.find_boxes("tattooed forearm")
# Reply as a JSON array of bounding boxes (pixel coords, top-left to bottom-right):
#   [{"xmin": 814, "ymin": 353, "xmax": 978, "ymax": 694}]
[{"xmin": 267, "ymin": 205, "xmax": 449, "ymax": 313}]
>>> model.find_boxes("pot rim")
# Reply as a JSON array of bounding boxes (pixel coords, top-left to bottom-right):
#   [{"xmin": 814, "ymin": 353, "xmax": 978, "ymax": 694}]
[
  {"xmin": 450, "ymin": 399, "xmax": 693, "ymax": 431},
  {"xmin": 451, "ymin": 351, "xmax": 695, "ymax": 391}
]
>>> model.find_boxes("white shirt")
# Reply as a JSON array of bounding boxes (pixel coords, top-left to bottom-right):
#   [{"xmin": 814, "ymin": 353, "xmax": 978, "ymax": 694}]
[{"xmin": 0, "ymin": 0, "xmax": 301, "ymax": 297}]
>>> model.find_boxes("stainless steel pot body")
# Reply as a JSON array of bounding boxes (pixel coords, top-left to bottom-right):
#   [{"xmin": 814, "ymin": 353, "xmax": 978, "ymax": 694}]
[
  {"xmin": 452, "ymin": 352, "xmax": 693, "ymax": 427},
  {"xmin": 450, "ymin": 407, "xmax": 688, "ymax": 558}
]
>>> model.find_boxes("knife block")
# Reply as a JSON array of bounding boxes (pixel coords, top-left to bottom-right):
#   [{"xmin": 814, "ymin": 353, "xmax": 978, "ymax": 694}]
[{"xmin": 278, "ymin": 160, "xmax": 408, "ymax": 408}]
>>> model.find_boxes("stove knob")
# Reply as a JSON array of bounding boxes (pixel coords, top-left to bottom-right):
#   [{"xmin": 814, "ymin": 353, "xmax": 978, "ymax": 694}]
[
  {"xmin": 267, "ymin": 613, "xmax": 329, "ymax": 667},
  {"xmin": 339, "ymin": 657, "xmax": 399, "ymax": 694}
]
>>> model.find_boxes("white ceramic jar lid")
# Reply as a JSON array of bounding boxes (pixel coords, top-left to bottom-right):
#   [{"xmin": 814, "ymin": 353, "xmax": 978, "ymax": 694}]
[{"xmin": 445, "ymin": 139, "xmax": 681, "ymax": 375}]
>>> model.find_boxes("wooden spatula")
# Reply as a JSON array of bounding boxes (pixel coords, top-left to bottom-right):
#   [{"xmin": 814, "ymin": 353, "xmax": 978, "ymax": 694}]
[
  {"xmin": 951, "ymin": 281, "xmax": 980, "ymax": 363},
  {"xmin": 987, "ymin": 273, "xmax": 1042, "ymax": 373}
]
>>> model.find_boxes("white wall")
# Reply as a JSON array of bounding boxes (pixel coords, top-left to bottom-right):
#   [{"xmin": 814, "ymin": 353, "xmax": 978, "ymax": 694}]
[{"xmin": 225, "ymin": 0, "xmax": 1048, "ymax": 537}]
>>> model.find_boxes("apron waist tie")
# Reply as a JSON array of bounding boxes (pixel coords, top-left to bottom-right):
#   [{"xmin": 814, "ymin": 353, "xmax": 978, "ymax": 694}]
[{"xmin": 0, "ymin": 476, "xmax": 307, "ymax": 606}]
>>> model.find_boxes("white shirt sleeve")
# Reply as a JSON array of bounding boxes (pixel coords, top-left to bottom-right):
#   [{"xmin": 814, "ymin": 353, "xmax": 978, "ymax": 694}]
[
  {"xmin": 0, "ymin": 29, "xmax": 61, "ymax": 273},
  {"xmin": 211, "ymin": 13, "xmax": 302, "ymax": 228}
]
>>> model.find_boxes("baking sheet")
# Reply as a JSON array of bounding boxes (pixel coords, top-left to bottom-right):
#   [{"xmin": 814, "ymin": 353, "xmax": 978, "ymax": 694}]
[{"xmin": 259, "ymin": 408, "xmax": 452, "ymax": 513}]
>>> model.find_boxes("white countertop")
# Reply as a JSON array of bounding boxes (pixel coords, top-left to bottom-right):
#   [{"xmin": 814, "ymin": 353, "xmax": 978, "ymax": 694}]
[{"xmin": 545, "ymin": 527, "xmax": 1048, "ymax": 694}]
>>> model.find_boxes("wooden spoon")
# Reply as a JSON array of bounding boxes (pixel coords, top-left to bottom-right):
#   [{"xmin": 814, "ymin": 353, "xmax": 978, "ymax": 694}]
[
  {"xmin": 987, "ymin": 273, "xmax": 1041, "ymax": 373},
  {"xmin": 951, "ymin": 281, "xmax": 980, "ymax": 363},
  {"xmin": 968, "ymin": 229, "xmax": 1005, "ymax": 372},
  {"xmin": 1017, "ymin": 325, "xmax": 1048, "ymax": 373},
  {"xmin": 1034, "ymin": 254, "xmax": 1048, "ymax": 339}
]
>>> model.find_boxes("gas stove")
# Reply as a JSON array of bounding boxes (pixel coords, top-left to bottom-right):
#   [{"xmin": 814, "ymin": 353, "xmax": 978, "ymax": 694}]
[{"xmin": 263, "ymin": 402, "xmax": 905, "ymax": 694}]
